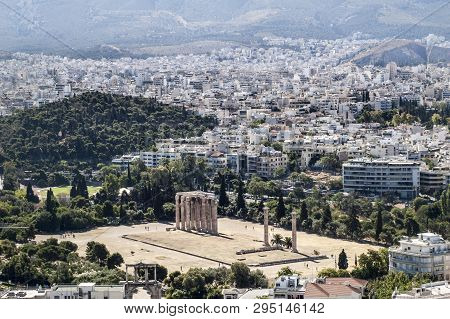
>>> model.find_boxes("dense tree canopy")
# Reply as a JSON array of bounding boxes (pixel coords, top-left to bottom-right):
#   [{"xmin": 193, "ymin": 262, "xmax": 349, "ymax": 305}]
[{"xmin": 0, "ymin": 92, "xmax": 216, "ymax": 171}]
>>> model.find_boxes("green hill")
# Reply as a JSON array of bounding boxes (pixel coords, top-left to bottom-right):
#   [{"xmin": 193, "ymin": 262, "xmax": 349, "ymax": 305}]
[{"xmin": 0, "ymin": 92, "xmax": 216, "ymax": 170}]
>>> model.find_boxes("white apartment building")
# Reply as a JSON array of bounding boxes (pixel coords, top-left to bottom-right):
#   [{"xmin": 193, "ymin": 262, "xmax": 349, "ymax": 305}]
[
  {"xmin": 273, "ymin": 275, "xmax": 306, "ymax": 299},
  {"xmin": 389, "ymin": 233, "xmax": 450, "ymax": 281},
  {"xmin": 139, "ymin": 150, "xmax": 181, "ymax": 167},
  {"xmin": 342, "ymin": 157, "xmax": 420, "ymax": 199},
  {"xmin": 1, "ymin": 283, "xmax": 125, "ymax": 299}
]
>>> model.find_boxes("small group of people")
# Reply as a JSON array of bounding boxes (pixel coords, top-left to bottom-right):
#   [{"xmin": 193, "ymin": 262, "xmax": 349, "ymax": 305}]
[{"xmin": 60, "ymin": 232, "xmax": 75, "ymax": 239}]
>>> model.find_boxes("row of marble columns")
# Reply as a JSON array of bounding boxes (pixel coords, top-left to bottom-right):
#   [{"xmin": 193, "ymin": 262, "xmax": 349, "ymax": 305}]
[
  {"xmin": 175, "ymin": 193, "xmax": 218, "ymax": 235},
  {"xmin": 263, "ymin": 207, "xmax": 298, "ymax": 253}
]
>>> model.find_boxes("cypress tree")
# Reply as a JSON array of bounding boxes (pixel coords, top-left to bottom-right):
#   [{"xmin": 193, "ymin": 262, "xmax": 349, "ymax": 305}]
[
  {"xmin": 236, "ymin": 179, "xmax": 247, "ymax": 218},
  {"xmin": 276, "ymin": 193, "xmax": 286, "ymax": 221},
  {"xmin": 321, "ymin": 205, "xmax": 332, "ymax": 231},
  {"xmin": 25, "ymin": 181, "xmax": 39, "ymax": 203},
  {"xmin": 375, "ymin": 209, "xmax": 383, "ymax": 241},
  {"xmin": 70, "ymin": 185, "xmax": 78, "ymax": 199},
  {"xmin": 441, "ymin": 186, "xmax": 449, "ymax": 215},
  {"xmin": 45, "ymin": 188, "xmax": 59, "ymax": 214},
  {"xmin": 347, "ymin": 204, "xmax": 361, "ymax": 239},
  {"xmin": 218, "ymin": 174, "xmax": 229, "ymax": 207},
  {"xmin": 77, "ymin": 175, "xmax": 89, "ymax": 199},
  {"xmin": 299, "ymin": 201, "xmax": 308, "ymax": 224},
  {"xmin": 127, "ymin": 163, "xmax": 132, "ymax": 187},
  {"xmin": 338, "ymin": 249, "xmax": 348, "ymax": 270},
  {"xmin": 119, "ymin": 204, "xmax": 127, "ymax": 223}
]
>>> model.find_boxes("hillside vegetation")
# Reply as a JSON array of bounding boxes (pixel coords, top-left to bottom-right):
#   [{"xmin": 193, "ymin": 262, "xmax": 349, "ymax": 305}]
[{"xmin": 0, "ymin": 92, "xmax": 216, "ymax": 171}]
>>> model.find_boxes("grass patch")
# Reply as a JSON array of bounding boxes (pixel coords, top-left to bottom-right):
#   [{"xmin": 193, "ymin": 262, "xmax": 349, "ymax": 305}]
[{"xmin": 37, "ymin": 186, "xmax": 102, "ymax": 199}]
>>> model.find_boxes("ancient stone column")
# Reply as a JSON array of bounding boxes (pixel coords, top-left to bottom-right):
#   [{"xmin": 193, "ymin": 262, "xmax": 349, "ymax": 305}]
[
  {"xmin": 211, "ymin": 199, "xmax": 218, "ymax": 235},
  {"xmin": 180, "ymin": 196, "xmax": 186, "ymax": 230},
  {"xmin": 200, "ymin": 197, "xmax": 207, "ymax": 232},
  {"xmin": 185, "ymin": 197, "xmax": 191, "ymax": 231},
  {"xmin": 264, "ymin": 206, "xmax": 269, "ymax": 246},
  {"xmin": 292, "ymin": 211, "xmax": 298, "ymax": 253},
  {"xmin": 205, "ymin": 198, "xmax": 212, "ymax": 233},
  {"xmin": 194, "ymin": 198, "xmax": 201, "ymax": 231},
  {"xmin": 175, "ymin": 194, "xmax": 180, "ymax": 229}
]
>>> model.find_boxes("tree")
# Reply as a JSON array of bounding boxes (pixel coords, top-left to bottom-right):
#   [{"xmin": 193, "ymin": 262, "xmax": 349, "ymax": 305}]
[
  {"xmin": 431, "ymin": 113, "xmax": 442, "ymax": 126},
  {"xmin": 276, "ymin": 194, "xmax": 286, "ymax": 222},
  {"xmin": 346, "ymin": 204, "xmax": 361, "ymax": 239},
  {"xmin": 271, "ymin": 234, "xmax": 284, "ymax": 248},
  {"xmin": 375, "ymin": 208, "xmax": 383, "ymax": 241},
  {"xmin": 230, "ymin": 262, "xmax": 251, "ymax": 288},
  {"xmin": 119, "ymin": 204, "xmax": 127, "ymax": 222},
  {"xmin": 321, "ymin": 205, "xmax": 332, "ymax": 231},
  {"xmin": 299, "ymin": 201, "xmax": 308, "ymax": 224},
  {"xmin": 51, "ymin": 262, "xmax": 73, "ymax": 284},
  {"xmin": 102, "ymin": 201, "xmax": 115, "ymax": 218},
  {"xmin": 440, "ymin": 186, "xmax": 449, "ymax": 215},
  {"xmin": 25, "ymin": 181, "xmax": 39, "ymax": 203},
  {"xmin": 236, "ymin": 179, "xmax": 247, "ymax": 218},
  {"xmin": 70, "ymin": 185, "xmax": 78, "ymax": 199},
  {"xmin": 249, "ymin": 269, "xmax": 269, "ymax": 288},
  {"xmin": 281, "ymin": 237, "xmax": 292, "ymax": 249},
  {"xmin": 277, "ymin": 266, "xmax": 301, "ymax": 277},
  {"xmin": 127, "ymin": 163, "xmax": 132, "ymax": 187},
  {"xmin": 247, "ymin": 176, "xmax": 266, "ymax": 201},
  {"xmin": 45, "ymin": 189, "xmax": 59, "ymax": 214},
  {"xmin": 369, "ymin": 272, "xmax": 431, "ymax": 299},
  {"xmin": 417, "ymin": 203, "xmax": 442, "ymax": 228},
  {"xmin": 317, "ymin": 268, "xmax": 351, "ymax": 278},
  {"xmin": 35, "ymin": 210, "xmax": 60, "ymax": 232},
  {"xmin": 76, "ymin": 175, "xmax": 89, "ymax": 199},
  {"xmin": 338, "ymin": 249, "xmax": 348, "ymax": 270},
  {"xmin": 103, "ymin": 174, "xmax": 120, "ymax": 200},
  {"xmin": 2, "ymin": 162, "xmax": 19, "ymax": 191},
  {"xmin": 86, "ymin": 241, "xmax": 110, "ymax": 265},
  {"xmin": 218, "ymin": 174, "xmax": 229, "ymax": 207},
  {"xmin": 351, "ymin": 249, "xmax": 389, "ymax": 280},
  {"xmin": 405, "ymin": 216, "xmax": 420, "ymax": 237},
  {"xmin": 107, "ymin": 252, "xmax": 124, "ymax": 269}
]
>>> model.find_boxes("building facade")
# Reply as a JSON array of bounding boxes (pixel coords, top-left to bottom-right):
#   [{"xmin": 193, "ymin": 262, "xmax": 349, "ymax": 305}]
[
  {"xmin": 342, "ymin": 157, "xmax": 420, "ymax": 199},
  {"xmin": 389, "ymin": 233, "xmax": 450, "ymax": 281}
]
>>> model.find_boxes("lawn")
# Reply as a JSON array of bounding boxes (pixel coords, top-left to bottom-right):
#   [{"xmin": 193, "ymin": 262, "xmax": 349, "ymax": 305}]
[{"xmin": 37, "ymin": 186, "xmax": 102, "ymax": 199}]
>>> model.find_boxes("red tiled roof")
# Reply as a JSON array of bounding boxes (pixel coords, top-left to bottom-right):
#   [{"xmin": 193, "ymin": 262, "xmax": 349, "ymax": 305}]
[
  {"xmin": 324, "ymin": 277, "xmax": 368, "ymax": 289},
  {"xmin": 305, "ymin": 283, "xmax": 361, "ymax": 299}
]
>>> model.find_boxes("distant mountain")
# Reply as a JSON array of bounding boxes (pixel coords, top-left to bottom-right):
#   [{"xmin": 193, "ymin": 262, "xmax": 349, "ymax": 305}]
[
  {"xmin": 352, "ymin": 40, "xmax": 450, "ymax": 66},
  {"xmin": 0, "ymin": 0, "xmax": 448, "ymax": 55}
]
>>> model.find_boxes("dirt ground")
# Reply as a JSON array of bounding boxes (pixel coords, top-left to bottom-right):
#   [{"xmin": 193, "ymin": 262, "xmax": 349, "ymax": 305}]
[{"xmin": 36, "ymin": 218, "xmax": 380, "ymax": 280}]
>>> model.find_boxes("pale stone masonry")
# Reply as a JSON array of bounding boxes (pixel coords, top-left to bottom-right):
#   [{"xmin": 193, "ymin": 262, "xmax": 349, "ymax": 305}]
[
  {"xmin": 264, "ymin": 206, "xmax": 269, "ymax": 246},
  {"xmin": 175, "ymin": 192, "xmax": 218, "ymax": 235},
  {"xmin": 292, "ymin": 211, "xmax": 298, "ymax": 253}
]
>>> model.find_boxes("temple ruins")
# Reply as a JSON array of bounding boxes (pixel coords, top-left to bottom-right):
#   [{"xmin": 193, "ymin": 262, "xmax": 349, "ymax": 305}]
[{"xmin": 175, "ymin": 191, "xmax": 218, "ymax": 235}]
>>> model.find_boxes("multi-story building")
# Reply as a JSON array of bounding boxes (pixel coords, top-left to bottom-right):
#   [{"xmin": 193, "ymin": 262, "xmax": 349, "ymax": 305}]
[
  {"xmin": 1, "ymin": 283, "xmax": 125, "ymax": 299},
  {"xmin": 389, "ymin": 233, "xmax": 450, "ymax": 281},
  {"xmin": 273, "ymin": 275, "xmax": 306, "ymax": 299},
  {"xmin": 342, "ymin": 157, "xmax": 420, "ymax": 199},
  {"xmin": 420, "ymin": 170, "xmax": 448, "ymax": 194},
  {"xmin": 272, "ymin": 276, "xmax": 367, "ymax": 299}
]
